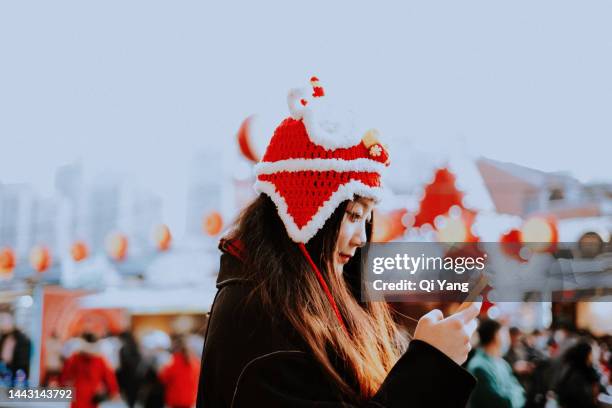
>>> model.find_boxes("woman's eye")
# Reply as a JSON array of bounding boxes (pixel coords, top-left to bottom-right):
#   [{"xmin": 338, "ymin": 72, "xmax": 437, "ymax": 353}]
[{"xmin": 347, "ymin": 211, "xmax": 362, "ymax": 222}]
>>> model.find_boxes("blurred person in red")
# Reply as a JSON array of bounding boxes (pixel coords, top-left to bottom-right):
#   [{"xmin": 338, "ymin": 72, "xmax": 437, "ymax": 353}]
[
  {"xmin": 60, "ymin": 332, "xmax": 119, "ymax": 408},
  {"xmin": 159, "ymin": 335, "xmax": 200, "ymax": 408}
]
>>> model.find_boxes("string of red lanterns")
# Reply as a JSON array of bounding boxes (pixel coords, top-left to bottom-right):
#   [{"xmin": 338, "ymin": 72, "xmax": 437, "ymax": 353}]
[{"xmin": 0, "ymin": 214, "xmax": 220, "ymax": 280}]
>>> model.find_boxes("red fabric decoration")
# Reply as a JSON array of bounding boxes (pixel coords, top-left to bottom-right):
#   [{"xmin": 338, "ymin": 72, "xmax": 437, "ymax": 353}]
[
  {"xmin": 500, "ymin": 229, "xmax": 526, "ymax": 262},
  {"xmin": 414, "ymin": 168, "xmax": 464, "ymax": 228}
]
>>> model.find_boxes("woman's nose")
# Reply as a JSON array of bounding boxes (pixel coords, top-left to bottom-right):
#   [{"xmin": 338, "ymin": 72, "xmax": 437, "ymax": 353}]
[{"xmin": 352, "ymin": 224, "xmax": 367, "ymax": 248}]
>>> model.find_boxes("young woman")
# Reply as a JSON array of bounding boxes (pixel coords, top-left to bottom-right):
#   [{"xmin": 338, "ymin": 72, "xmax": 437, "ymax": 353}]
[{"xmin": 197, "ymin": 78, "xmax": 480, "ymax": 407}]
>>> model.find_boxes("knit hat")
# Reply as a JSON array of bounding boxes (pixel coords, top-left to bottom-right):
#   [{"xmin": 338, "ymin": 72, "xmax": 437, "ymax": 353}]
[{"xmin": 254, "ymin": 77, "xmax": 390, "ymax": 244}]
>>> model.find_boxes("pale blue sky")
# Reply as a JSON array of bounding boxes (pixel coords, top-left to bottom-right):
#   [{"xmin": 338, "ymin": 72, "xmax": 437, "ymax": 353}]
[{"xmin": 1, "ymin": 1, "xmax": 611, "ymax": 228}]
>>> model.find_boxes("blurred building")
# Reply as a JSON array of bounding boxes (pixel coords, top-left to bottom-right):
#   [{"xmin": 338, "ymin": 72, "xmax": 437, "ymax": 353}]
[
  {"xmin": 82, "ymin": 173, "xmax": 163, "ymax": 258},
  {"xmin": 55, "ymin": 162, "xmax": 86, "ymax": 243},
  {"xmin": 29, "ymin": 195, "xmax": 70, "ymax": 257},
  {"xmin": 185, "ymin": 149, "xmax": 226, "ymax": 238},
  {"xmin": 0, "ymin": 183, "xmax": 34, "ymax": 256},
  {"xmin": 478, "ymin": 157, "xmax": 612, "ymax": 219},
  {"xmin": 0, "ymin": 182, "xmax": 71, "ymax": 260},
  {"xmin": 86, "ymin": 175, "xmax": 122, "ymax": 256},
  {"xmin": 0, "ymin": 164, "xmax": 164, "ymax": 275},
  {"xmin": 118, "ymin": 185, "xmax": 163, "ymax": 255}
]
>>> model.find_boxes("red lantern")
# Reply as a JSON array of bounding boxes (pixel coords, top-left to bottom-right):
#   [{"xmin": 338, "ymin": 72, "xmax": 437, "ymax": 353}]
[
  {"xmin": 236, "ymin": 116, "xmax": 260, "ymax": 163},
  {"xmin": 71, "ymin": 241, "xmax": 88, "ymax": 262},
  {"xmin": 154, "ymin": 225, "xmax": 172, "ymax": 251},
  {"xmin": 203, "ymin": 212, "xmax": 223, "ymax": 236},
  {"xmin": 0, "ymin": 248, "xmax": 16, "ymax": 277},
  {"xmin": 106, "ymin": 233, "xmax": 128, "ymax": 261},
  {"xmin": 30, "ymin": 246, "xmax": 51, "ymax": 273}
]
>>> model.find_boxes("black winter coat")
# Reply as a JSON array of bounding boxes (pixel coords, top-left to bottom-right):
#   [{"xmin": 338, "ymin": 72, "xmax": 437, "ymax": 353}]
[
  {"xmin": 0, "ymin": 329, "xmax": 31, "ymax": 379},
  {"xmin": 197, "ymin": 249, "xmax": 477, "ymax": 407}
]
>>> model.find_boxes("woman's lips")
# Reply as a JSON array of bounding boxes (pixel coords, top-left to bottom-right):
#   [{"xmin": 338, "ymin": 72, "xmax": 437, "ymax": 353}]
[{"xmin": 338, "ymin": 253, "xmax": 352, "ymax": 264}]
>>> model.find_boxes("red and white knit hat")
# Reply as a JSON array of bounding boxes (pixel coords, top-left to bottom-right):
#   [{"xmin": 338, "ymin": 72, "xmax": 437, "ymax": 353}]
[{"xmin": 254, "ymin": 77, "xmax": 390, "ymax": 243}]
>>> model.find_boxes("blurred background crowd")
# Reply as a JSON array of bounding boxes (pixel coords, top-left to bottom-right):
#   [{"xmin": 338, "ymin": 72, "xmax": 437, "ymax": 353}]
[
  {"xmin": 3, "ymin": 306, "xmax": 612, "ymax": 407},
  {"xmin": 1, "ymin": 311, "xmax": 205, "ymax": 408},
  {"xmin": 464, "ymin": 318, "xmax": 612, "ymax": 407}
]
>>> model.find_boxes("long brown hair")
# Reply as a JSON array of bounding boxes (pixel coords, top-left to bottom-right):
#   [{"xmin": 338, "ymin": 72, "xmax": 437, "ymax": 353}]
[{"xmin": 226, "ymin": 194, "xmax": 403, "ymax": 401}]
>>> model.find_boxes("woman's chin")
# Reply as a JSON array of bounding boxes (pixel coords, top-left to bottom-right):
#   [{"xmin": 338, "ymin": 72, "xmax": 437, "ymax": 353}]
[{"xmin": 333, "ymin": 264, "xmax": 344, "ymax": 276}]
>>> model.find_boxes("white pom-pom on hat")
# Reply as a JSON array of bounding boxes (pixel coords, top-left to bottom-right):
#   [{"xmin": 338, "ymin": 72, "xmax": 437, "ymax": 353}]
[
  {"xmin": 286, "ymin": 76, "xmax": 364, "ymax": 150},
  {"xmin": 287, "ymin": 87, "xmax": 309, "ymax": 120}
]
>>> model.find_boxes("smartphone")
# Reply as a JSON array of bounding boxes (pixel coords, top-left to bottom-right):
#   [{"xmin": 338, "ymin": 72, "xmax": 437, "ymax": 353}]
[{"xmin": 456, "ymin": 274, "xmax": 489, "ymax": 313}]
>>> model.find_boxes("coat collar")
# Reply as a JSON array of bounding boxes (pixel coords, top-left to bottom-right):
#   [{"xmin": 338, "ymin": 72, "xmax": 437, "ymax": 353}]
[{"xmin": 216, "ymin": 238, "xmax": 249, "ymax": 289}]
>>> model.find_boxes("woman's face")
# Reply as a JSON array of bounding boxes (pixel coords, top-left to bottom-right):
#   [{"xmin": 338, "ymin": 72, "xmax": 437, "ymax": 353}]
[{"xmin": 334, "ymin": 197, "xmax": 374, "ymax": 276}]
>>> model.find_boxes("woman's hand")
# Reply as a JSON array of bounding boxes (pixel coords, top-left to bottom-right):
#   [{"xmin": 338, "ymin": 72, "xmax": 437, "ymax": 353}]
[{"xmin": 413, "ymin": 301, "xmax": 481, "ymax": 365}]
